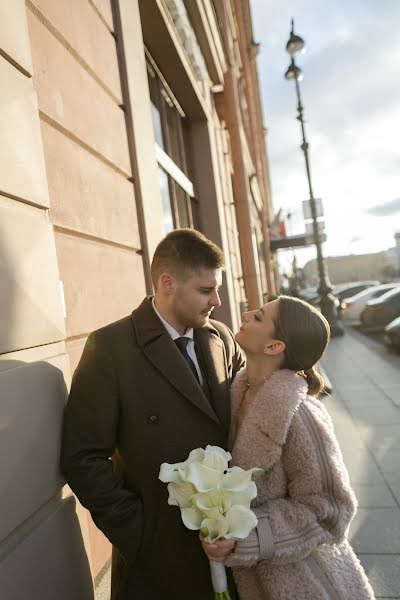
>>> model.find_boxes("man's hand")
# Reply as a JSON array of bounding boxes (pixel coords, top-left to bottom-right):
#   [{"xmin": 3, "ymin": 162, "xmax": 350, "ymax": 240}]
[{"xmin": 199, "ymin": 532, "xmax": 236, "ymax": 562}]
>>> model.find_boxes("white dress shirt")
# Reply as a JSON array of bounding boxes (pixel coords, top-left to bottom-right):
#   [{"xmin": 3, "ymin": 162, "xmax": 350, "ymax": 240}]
[{"xmin": 152, "ymin": 298, "xmax": 203, "ymax": 385}]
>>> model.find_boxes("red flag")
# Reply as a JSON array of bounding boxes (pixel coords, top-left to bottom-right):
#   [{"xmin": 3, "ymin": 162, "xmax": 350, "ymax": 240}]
[{"xmin": 268, "ymin": 209, "xmax": 286, "ymax": 239}]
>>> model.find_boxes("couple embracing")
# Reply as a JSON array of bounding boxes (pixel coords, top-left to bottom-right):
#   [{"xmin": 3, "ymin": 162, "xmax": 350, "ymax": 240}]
[{"xmin": 61, "ymin": 229, "xmax": 374, "ymax": 599}]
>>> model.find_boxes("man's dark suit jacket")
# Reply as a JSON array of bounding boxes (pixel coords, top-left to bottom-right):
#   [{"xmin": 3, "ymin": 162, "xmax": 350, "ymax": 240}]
[{"xmin": 61, "ymin": 297, "xmax": 245, "ymax": 599}]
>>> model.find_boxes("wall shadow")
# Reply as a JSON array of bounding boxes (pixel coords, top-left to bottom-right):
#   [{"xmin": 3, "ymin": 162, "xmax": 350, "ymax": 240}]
[{"xmin": 0, "ymin": 237, "xmax": 94, "ymax": 599}]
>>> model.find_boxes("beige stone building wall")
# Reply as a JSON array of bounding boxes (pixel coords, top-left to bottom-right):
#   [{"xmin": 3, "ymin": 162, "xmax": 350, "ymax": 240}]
[
  {"xmin": 26, "ymin": 0, "xmax": 156, "ymax": 578},
  {"xmin": 1, "ymin": 0, "xmax": 275, "ymax": 593},
  {"xmin": 0, "ymin": 1, "xmax": 94, "ymax": 598},
  {"xmin": 26, "ymin": 0, "xmax": 150, "ymax": 374}
]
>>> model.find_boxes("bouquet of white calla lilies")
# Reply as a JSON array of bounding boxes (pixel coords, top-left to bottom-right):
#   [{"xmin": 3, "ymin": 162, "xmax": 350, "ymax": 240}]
[{"xmin": 159, "ymin": 445, "xmax": 261, "ymax": 599}]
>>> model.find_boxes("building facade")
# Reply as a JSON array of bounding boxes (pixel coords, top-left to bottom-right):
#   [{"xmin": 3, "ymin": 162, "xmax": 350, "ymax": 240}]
[
  {"xmin": 0, "ymin": 0, "xmax": 274, "ymax": 596},
  {"xmin": 303, "ymin": 236, "xmax": 400, "ymax": 286}
]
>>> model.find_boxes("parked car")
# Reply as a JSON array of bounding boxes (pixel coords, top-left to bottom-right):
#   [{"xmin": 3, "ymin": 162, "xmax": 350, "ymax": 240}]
[
  {"xmin": 298, "ymin": 289, "xmax": 341, "ymax": 311},
  {"xmin": 334, "ymin": 281, "xmax": 381, "ymax": 306},
  {"xmin": 361, "ymin": 286, "xmax": 400, "ymax": 331},
  {"xmin": 384, "ymin": 316, "xmax": 400, "ymax": 351},
  {"xmin": 342, "ymin": 284, "xmax": 399, "ymax": 326}
]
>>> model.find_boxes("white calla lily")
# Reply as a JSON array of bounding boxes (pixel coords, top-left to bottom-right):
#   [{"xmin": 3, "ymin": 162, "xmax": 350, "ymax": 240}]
[
  {"xmin": 205, "ymin": 445, "xmax": 232, "ymax": 461},
  {"xmin": 167, "ymin": 481, "xmax": 196, "ymax": 508},
  {"xmin": 185, "ymin": 462, "xmax": 223, "ymax": 492},
  {"xmin": 220, "ymin": 466, "xmax": 262, "ymax": 492},
  {"xmin": 201, "ymin": 516, "xmax": 229, "ymax": 543},
  {"xmin": 221, "ymin": 480, "xmax": 257, "ymax": 512},
  {"xmin": 202, "ymin": 450, "xmax": 229, "ymax": 472},
  {"xmin": 203, "ymin": 446, "xmax": 232, "ymax": 472},
  {"xmin": 158, "ymin": 448, "xmax": 205, "ymax": 483},
  {"xmin": 192, "ymin": 490, "xmax": 224, "ymax": 520},
  {"xmin": 181, "ymin": 506, "xmax": 204, "ymax": 530},
  {"xmin": 159, "ymin": 462, "xmax": 181, "ymax": 484},
  {"xmin": 230, "ymin": 480, "xmax": 258, "ymax": 506},
  {"xmin": 224, "ymin": 505, "xmax": 258, "ymax": 539}
]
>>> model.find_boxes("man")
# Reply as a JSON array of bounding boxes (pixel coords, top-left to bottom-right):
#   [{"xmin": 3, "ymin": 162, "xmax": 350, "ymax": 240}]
[{"xmin": 61, "ymin": 229, "xmax": 245, "ymax": 599}]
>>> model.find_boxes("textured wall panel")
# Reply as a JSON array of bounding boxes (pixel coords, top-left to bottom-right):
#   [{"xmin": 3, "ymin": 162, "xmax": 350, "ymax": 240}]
[
  {"xmin": 0, "ymin": 57, "xmax": 49, "ymax": 207},
  {"xmin": 0, "ymin": 496, "xmax": 94, "ymax": 600},
  {"xmin": 41, "ymin": 120, "xmax": 140, "ymax": 248},
  {"xmin": 27, "ymin": 9, "xmax": 130, "ymax": 175},
  {"xmin": 91, "ymin": 0, "xmax": 114, "ymax": 32},
  {"xmin": 0, "ymin": 196, "xmax": 65, "ymax": 354},
  {"xmin": 55, "ymin": 231, "xmax": 146, "ymax": 338},
  {"xmin": 0, "ymin": 0, "xmax": 33, "ymax": 74},
  {"xmin": 28, "ymin": 0, "xmax": 121, "ymax": 101},
  {"xmin": 0, "ymin": 354, "xmax": 67, "ymax": 542}
]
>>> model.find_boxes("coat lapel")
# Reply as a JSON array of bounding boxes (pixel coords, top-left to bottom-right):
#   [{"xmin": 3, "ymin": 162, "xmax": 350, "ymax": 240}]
[
  {"xmin": 195, "ymin": 325, "xmax": 231, "ymax": 433},
  {"xmin": 231, "ymin": 369, "xmax": 308, "ymax": 471},
  {"xmin": 131, "ymin": 298, "xmax": 221, "ymax": 427}
]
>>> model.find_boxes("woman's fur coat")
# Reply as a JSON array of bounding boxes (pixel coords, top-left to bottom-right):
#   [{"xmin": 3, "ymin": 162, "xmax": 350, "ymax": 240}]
[{"xmin": 226, "ymin": 368, "xmax": 375, "ymax": 599}]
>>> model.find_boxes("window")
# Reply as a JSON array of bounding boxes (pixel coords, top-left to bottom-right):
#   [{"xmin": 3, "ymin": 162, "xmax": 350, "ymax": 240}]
[
  {"xmin": 158, "ymin": 168, "xmax": 174, "ymax": 233},
  {"xmin": 146, "ymin": 53, "xmax": 195, "ymax": 233}
]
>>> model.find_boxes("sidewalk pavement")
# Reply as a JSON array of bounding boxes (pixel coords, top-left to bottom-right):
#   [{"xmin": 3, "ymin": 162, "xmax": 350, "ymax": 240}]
[
  {"xmin": 321, "ymin": 326, "xmax": 400, "ymax": 599},
  {"xmin": 95, "ymin": 326, "xmax": 400, "ymax": 600}
]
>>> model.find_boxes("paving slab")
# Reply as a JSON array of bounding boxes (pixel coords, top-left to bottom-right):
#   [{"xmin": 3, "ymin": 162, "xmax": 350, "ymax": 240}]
[
  {"xmin": 352, "ymin": 484, "xmax": 398, "ymax": 508},
  {"xmin": 343, "ymin": 455, "xmax": 387, "ymax": 486},
  {"xmin": 371, "ymin": 453, "xmax": 400, "ymax": 483},
  {"xmin": 381, "ymin": 384, "xmax": 400, "ymax": 408},
  {"xmin": 349, "ymin": 508, "xmax": 400, "ymax": 553},
  {"xmin": 389, "ymin": 484, "xmax": 400, "ymax": 505},
  {"xmin": 357, "ymin": 425, "xmax": 400, "ymax": 451},
  {"xmin": 358, "ymin": 555, "xmax": 400, "ymax": 598},
  {"xmin": 347, "ymin": 405, "xmax": 400, "ymax": 426},
  {"xmin": 339, "ymin": 389, "xmax": 395, "ymax": 408}
]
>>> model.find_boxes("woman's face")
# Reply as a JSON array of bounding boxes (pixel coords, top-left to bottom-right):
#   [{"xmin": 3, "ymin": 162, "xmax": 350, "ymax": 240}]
[{"xmin": 235, "ymin": 299, "xmax": 281, "ymax": 355}]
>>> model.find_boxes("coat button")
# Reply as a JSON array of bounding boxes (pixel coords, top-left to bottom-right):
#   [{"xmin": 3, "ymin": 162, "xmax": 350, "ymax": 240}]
[{"xmin": 147, "ymin": 415, "xmax": 159, "ymax": 424}]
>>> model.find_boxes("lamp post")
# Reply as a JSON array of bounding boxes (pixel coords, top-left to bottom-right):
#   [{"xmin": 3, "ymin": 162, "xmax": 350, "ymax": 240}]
[{"xmin": 284, "ymin": 19, "xmax": 344, "ymax": 336}]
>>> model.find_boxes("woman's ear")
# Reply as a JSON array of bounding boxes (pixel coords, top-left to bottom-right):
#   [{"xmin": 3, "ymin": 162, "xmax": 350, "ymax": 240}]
[{"xmin": 264, "ymin": 340, "xmax": 286, "ymax": 356}]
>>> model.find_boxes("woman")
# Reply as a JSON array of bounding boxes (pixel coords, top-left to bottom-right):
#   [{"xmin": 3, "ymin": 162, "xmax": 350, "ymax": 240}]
[{"xmin": 201, "ymin": 295, "xmax": 374, "ymax": 599}]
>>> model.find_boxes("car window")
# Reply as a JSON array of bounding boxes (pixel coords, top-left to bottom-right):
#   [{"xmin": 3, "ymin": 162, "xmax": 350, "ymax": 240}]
[
  {"xmin": 380, "ymin": 286, "xmax": 400, "ymax": 302},
  {"xmin": 373, "ymin": 288, "xmax": 391, "ymax": 298}
]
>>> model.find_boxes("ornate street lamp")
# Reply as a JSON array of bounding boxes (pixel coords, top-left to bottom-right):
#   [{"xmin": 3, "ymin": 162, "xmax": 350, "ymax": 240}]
[{"xmin": 284, "ymin": 19, "xmax": 344, "ymax": 336}]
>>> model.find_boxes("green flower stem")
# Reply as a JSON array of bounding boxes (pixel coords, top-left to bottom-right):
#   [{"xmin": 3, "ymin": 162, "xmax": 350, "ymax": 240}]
[{"xmin": 214, "ymin": 592, "xmax": 232, "ymax": 600}]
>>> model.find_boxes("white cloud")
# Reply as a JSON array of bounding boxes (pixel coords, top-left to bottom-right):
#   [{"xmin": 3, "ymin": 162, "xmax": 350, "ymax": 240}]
[
  {"xmin": 250, "ymin": 0, "xmax": 400, "ymax": 266},
  {"xmin": 367, "ymin": 198, "xmax": 400, "ymax": 217}
]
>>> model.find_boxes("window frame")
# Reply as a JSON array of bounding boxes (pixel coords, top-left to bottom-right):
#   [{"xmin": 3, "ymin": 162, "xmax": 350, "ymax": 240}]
[{"xmin": 146, "ymin": 50, "xmax": 195, "ymax": 231}]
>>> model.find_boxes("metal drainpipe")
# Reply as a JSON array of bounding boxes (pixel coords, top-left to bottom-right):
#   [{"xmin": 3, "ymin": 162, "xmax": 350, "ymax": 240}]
[
  {"xmin": 219, "ymin": 2, "xmax": 261, "ymax": 310},
  {"xmin": 231, "ymin": 0, "xmax": 275, "ymax": 298}
]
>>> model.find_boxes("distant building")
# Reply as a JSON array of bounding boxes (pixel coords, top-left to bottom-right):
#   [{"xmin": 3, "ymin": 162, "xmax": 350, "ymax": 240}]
[{"xmin": 303, "ymin": 235, "xmax": 400, "ymax": 285}]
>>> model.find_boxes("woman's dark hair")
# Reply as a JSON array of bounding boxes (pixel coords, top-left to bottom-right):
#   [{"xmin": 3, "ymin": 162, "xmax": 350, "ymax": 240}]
[{"xmin": 272, "ymin": 295, "xmax": 331, "ymax": 396}]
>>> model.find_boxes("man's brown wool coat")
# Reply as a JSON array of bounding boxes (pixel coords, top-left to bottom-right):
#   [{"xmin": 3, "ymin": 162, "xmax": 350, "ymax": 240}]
[{"xmin": 61, "ymin": 297, "xmax": 245, "ymax": 599}]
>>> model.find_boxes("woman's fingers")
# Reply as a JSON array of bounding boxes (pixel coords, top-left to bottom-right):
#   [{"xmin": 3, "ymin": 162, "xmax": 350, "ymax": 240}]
[{"xmin": 199, "ymin": 533, "xmax": 236, "ymax": 562}]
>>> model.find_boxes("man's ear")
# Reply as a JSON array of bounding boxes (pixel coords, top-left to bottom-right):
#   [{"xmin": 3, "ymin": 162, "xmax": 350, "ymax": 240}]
[
  {"xmin": 264, "ymin": 340, "xmax": 285, "ymax": 356},
  {"xmin": 158, "ymin": 272, "xmax": 177, "ymax": 294}
]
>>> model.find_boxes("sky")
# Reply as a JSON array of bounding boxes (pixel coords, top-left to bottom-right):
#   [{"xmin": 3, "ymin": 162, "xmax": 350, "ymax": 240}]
[{"xmin": 250, "ymin": 0, "xmax": 400, "ymax": 269}]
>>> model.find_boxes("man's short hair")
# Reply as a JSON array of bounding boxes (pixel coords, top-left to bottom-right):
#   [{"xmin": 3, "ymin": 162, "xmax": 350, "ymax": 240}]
[{"xmin": 151, "ymin": 229, "xmax": 225, "ymax": 288}]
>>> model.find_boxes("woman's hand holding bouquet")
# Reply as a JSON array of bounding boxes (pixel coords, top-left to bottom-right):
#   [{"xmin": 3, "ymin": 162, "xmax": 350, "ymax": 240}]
[{"xmin": 159, "ymin": 446, "xmax": 261, "ymax": 599}]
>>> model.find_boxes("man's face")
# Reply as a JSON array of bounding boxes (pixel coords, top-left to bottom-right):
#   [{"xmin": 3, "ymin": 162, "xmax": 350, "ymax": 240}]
[{"xmin": 171, "ymin": 268, "xmax": 223, "ymax": 330}]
